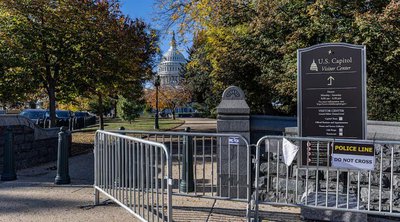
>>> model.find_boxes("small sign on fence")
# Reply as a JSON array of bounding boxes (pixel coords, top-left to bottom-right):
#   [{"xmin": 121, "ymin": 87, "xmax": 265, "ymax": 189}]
[
  {"xmin": 331, "ymin": 142, "xmax": 375, "ymax": 170},
  {"xmin": 228, "ymin": 137, "xmax": 240, "ymax": 145}
]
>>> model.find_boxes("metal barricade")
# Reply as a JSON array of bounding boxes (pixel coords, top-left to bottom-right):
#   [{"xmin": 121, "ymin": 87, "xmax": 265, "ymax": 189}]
[
  {"xmin": 110, "ymin": 130, "xmax": 253, "ymax": 221},
  {"xmin": 254, "ymin": 136, "xmax": 400, "ymax": 220},
  {"xmin": 94, "ymin": 130, "xmax": 173, "ymax": 222}
]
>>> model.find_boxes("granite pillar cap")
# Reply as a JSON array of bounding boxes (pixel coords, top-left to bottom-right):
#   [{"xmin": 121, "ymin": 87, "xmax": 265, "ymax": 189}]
[{"xmin": 217, "ymin": 86, "xmax": 250, "ymax": 115}]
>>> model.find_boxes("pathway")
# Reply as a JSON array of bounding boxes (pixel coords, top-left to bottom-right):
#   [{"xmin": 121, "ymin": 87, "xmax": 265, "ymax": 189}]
[
  {"xmin": 0, "ymin": 153, "xmax": 301, "ymax": 222},
  {"xmin": 0, "ymin": 118, "xmax": 302, "ymax": 221},
  {"xmin": 173, "ymin": 118, "xmax": 217, "ymax": 132}
]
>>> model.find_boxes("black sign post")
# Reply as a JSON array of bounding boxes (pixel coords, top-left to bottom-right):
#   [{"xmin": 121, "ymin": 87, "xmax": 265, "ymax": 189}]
[{"xmin": 298, "ymin": 43, "xmax": 366, "ymax": 167}]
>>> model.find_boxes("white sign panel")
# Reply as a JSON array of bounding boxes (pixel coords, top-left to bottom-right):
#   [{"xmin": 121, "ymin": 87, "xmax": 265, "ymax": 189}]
[
  {"xmin": 228, "ymin": 137, "xmax": 240, "ymax": 145},
  {"xmin": 331, "ymin": 142, "xmax": 375, "ymax": 171},
  {"xmin": 331, "ymin": 154, "xmax": 375, "ymax": 170}
]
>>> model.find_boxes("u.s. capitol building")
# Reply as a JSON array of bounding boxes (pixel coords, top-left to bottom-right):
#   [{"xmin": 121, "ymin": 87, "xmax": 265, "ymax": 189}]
[{"xmin": 157, "ymin": 33, "xmax": 186, "ymax": 86}]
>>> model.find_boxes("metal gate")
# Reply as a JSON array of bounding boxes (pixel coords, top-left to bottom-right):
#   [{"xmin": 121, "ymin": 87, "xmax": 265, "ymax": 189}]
[
  {"xmin": 94, "ymin": 130, "xmax": 254, "ymax": 221},
  {"xmin": 254, "ymin": 135, "xmax": 400, "ymax": 220},
  {"xmin": 94, "ymin": 130, "xmax": 173, "ymax": 222}
]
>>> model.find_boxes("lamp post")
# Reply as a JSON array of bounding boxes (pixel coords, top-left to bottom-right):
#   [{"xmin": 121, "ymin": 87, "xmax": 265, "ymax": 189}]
[{"xmin": 154, "ymin": 75, "xmax": 160, "ymax": 129}]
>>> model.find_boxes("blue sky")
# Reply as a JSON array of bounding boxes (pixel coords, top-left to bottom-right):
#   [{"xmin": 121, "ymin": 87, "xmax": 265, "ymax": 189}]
[{"xmin": 119, "ymin": 0, "xmax": 189, "ymax": 57}]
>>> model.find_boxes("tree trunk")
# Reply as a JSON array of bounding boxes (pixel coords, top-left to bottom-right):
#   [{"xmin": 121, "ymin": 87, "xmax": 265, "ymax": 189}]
[
  {"xmin": 172, "ymin": 109, "xmax": 176, "ymax": 120},
  {"xmin": 113, "ymin": 96, "xmax": 118, "ymax": 118},
  {"xmin": 98, "ymin": 94, "xmax": 104, "ymax": 130},
  {"xmin": 46, "ymin": 64, "xmax": 57, "ymax": 128},
  {"xmin": 48, "ymin": 84, "xmax": 57, "ymax": 128}
]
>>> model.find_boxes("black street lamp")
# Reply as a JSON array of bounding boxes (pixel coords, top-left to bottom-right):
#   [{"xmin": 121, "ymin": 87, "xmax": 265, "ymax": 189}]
[{"xmin": 154, "ymin": 75, "xmax": 160, "ymax": 129}]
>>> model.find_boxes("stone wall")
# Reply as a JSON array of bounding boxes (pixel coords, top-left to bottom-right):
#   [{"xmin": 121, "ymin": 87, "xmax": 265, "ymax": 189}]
[
  {"xmin": 250, "ymin": 115, "xmax": 296, "ymax": 143},
  {"xmin": 254, "ymin": 121, "xmax": 400, "ymax": 212},
  {"xmin": 285, "ymin": 120, "xmax": 400, "ymax": 140},
  {"xmin": 0, "ymin": 115, "xmax": 61, "ymax": 173}
]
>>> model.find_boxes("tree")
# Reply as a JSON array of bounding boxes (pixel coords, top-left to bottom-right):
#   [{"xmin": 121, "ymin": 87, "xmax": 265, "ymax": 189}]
[
  {"xmin": 88, "ymin": 98, "xmax": 113, "ymax": 118},
  {"xmin": 0, "ymin": 0, "xmax": 158, "ymax": 129},
  {"xmin": 0, "ymin": 0, "xmax": 99, "ymax": 126},
  {"xmin": 157, "ymin": 0, "xmax": 400, "ymax": 120},
  {"xmin": 117, "ymin": 96, "xmax": 144, "ymax": 124},
  {"xmin": 75, "ymin": 1, "xmax": 158, "ymax": 129},
  {"xmin": 183, "ymin": 31, "xmax": 220, "ymax": 116},
  {"xmin": 145, "ymin": 85, "xmax": 191, "ymax": 120}
]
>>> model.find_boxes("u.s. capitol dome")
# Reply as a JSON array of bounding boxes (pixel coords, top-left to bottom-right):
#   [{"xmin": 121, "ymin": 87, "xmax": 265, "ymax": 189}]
[{"xmin": 157, "ymin": 33, "xmax": 186, "ymax": 86}]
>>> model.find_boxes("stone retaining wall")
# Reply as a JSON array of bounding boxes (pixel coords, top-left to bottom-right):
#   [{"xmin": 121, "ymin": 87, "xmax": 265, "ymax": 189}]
[
  {"xmin": 250, "ymin": 115, "xmax": 296, "ymax": 143},
  {"xmin": 0, "ymin": 115, "xmax": 61, "ymax": 173},
  {"xmin": 254, "ymin": 121, "xmax": 400, "ymax": 213}
]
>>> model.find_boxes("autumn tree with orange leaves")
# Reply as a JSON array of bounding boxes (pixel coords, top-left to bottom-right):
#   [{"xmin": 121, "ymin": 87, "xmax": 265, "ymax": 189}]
[{"xmin": 145, "ymin": 85, "xmax": 191, "ymax": 120}]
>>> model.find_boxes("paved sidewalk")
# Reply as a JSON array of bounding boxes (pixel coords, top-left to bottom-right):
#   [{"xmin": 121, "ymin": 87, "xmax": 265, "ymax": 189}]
[
  {"xmin": 173, "ymin": 118, "xmax": 216, "ymax": 132},
  {"xmin": 0, "ymin": 152, "xmax": 301, "ymax": 222},
  {"xmin": 0, "ymin": 153, "xmax": 139, "ymax": 222},
  {"xmin": 0, "ymin": 118, "xmax": 302, "ymax": 221}
]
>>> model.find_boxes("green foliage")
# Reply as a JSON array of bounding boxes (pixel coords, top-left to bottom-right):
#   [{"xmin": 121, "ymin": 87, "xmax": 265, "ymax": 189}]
[
  {"xmin": 162, "ymin": 0, "xmax": 400, "ymax": 120},
  {"xmin": 117, "ymin": 96, "xmax": 144, "ymax": 124},
  {"xmin": 0, "ymin": 0, "xmax": 158, "ymax": 129},
  {"xmin": 183, "ymin": 32, "xmax": 220, "ymax": 117},
  {"xmin": 88, "ymin": 98, "xmax": 113, "ymax": 116}
]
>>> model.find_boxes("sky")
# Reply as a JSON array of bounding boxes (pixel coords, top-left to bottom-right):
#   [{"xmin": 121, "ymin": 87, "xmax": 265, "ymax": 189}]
[{"xmin": 119, "ymin": 0, "xmax": 189, "ymax": 57}]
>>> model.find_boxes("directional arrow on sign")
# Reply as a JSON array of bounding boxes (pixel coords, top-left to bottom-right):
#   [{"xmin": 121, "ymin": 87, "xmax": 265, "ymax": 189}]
[{"xmin": 327, "ymin": 76, "xmax": 335, "ymax": 86}]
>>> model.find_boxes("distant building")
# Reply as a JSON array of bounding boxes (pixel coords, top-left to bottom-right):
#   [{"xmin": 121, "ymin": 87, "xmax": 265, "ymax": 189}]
[
  {"xmin": 155, "ymin": 33, "xmax": 198, "ymax": 117},
  {"xmin": 157, "ymin": 32, "xmax": 186, "ymax": 86}
]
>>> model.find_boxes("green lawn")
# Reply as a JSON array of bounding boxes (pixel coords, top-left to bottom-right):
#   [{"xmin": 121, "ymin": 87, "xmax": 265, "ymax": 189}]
[
  {"xmin": 81, "ymin": 116, "xmax": 184, "ymax": 132},
  {"xmin": 71, "ymin": 116, "xmax": 184, "ymax": 156}
]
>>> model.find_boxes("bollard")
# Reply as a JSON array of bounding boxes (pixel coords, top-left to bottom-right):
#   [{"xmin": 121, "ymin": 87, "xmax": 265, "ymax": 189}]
[
  {"xmin": 55, "ymin": 127, "xmax": 71, "ymax": 184},
  {"xmin": 118, "ymin": 126, "xmax": 129, "ymax": 187},
  {"xmin": 45, "ymin": 118, "xmax": 50, "ymax": 128},
  {"xmin": 119, "ymin": 126, "xmax": 126, "ymax": 135},
  {"xmin": 179, "ymin": 127, "xmax": 194, "ymax": 192},
  {"xmin": 1, "ymin": 127, "xmax": 17, "ymax": 181}
]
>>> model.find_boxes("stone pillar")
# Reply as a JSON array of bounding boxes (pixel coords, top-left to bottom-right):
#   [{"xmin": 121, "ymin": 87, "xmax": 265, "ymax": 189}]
[{"xmin": 216, "ymin": 86, "xmax": 250, "ymax": 198}]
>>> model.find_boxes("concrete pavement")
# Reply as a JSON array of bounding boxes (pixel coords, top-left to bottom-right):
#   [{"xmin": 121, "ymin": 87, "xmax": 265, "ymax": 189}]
[
  {"xmin": 0, "ymin": 152, "xmax": 301, "ymax": 222},
  {"xmin": 0, "ymin": 118, "xmax": 301, "ymax": 221},
  {"xmin": 0, "ymin": 153, "xmax": 138, "ymax": 222},
  {"xmin": 173, "ymin": 118, "xmax": 216, "ymax": 132}
]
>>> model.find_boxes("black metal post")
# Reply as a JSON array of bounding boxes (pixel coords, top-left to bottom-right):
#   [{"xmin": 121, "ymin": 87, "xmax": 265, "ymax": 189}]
[
  {"xmin": 342, "ymin": 171, "xmax": 348, "ymax": 193},
  {"xmin": 69, "ymin": 118, "xmax": 73, "ymax": 131},
  {"xmin": 118, "ymin": 126, "xmax": 125, "ymax": 188},
  {"xmin": 154, "ymin": 75, "xmax": 160, "ymax": 130},
  {"xmin": 119, "ymin": 126, "xmax": 126, "ymax": 135},
  {"xmin": 179, "ymin": 127, "xmax": 194, "ymax": 192},
  {"xmin": 72, "ymin": 117, "xmax": 76, "ymax": 130},
  {"xmin": 55, "ymin": 127, "xmax": 71, "ymax": 184},
  {"xmin": 317, "ymin": 170, "xmax": 324, "ymax": 191},
  {"xmin": 1, "ymin": 127, "xmax": 16, "ymax": 181}
]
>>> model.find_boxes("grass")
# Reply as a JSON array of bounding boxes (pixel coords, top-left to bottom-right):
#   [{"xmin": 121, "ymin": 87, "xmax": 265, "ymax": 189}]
[
  {"xmin": 80, "ymin": 116, "xmax": 184, "ymax": 131},
  {"xmin": 71, "ymin": 116, "xmax": 185, "ymax": 155}
]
